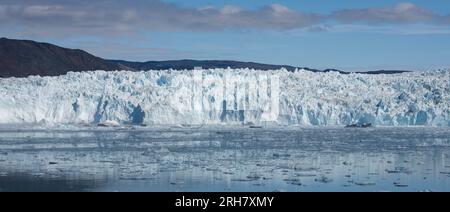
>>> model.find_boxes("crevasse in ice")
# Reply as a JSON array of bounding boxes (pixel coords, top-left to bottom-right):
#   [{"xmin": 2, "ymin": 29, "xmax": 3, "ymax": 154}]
[{"xmin": 0, "ymin": 68, "xmax": 449, "ymax": 126}]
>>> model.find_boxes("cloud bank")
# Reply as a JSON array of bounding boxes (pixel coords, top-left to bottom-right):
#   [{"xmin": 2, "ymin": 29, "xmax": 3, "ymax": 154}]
[
  {"xmin": 0, "ymin": 0, "xmax": 320, "ymax": 35},
  {"xmin": 0, "ymin": 0, "xmax": 449, "ymax": 36},
  {"xmin": 331, "ymin": 3, "xmax": 436, "ymax": 24}
]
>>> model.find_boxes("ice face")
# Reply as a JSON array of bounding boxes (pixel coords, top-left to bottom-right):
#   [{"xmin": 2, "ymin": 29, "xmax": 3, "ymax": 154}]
[{"xmin": 0, "ymin": 68, "xmax": 449, "ymax": 126}]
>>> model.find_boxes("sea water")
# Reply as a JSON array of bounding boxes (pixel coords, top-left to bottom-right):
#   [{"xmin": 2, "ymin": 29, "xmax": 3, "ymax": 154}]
[{"xmin": 0, "ymin": 126, "xmax": 449, "ymax": 192}]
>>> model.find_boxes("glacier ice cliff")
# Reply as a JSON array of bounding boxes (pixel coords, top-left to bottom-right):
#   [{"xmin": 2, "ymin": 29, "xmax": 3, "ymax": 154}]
[{"xmin": 0, "ymin": 69, "xmax": 449, "ymax": 126}]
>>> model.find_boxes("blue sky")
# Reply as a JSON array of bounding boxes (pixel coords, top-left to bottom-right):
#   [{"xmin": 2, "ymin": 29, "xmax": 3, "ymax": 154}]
[{"xmin": 1, "ymin": 0, "xmax": 450, "ymax": 71}]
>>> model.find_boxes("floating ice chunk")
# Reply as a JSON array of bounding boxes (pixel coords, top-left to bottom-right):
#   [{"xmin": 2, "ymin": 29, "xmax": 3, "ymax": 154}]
[
  {"xmin": 97, "ymin": 120, "xmax": 120, "ymax": 127},
  {"xmin": 354, "ymin": 181, "xmax": 376, "ymax": 186}
]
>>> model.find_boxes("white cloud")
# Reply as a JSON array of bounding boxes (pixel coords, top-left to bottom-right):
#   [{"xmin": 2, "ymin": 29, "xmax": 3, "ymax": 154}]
[
  {"xmin": 269, "ymin": 4, "xmax": 291, "ymax": 15},
  {"xmin": 220, "ymin": 5, "xmax": 241, "ymax": 15},
  {"xmin": 331, "ymin": 2, "xmax": 435, "ymax": 24}
]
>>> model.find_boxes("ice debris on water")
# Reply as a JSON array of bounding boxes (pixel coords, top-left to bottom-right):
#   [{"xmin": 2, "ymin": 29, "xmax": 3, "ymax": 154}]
[
  {"xmin": 97, "ymin": 120, "xmax": 120, "ymax": 127},
  {"xmin": 393, "ymin": 182, "xmax": 408, "ymax": 187},
  {"xmin": 354, "ymin": 181, "xmax": 376, "ymax": 186},
  {"xmin": 314, "ymin": 176, "xmax": 333, "ymax": 183}
]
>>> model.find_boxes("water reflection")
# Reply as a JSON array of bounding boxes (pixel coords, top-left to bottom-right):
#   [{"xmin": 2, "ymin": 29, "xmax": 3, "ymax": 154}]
[{"xmin": 0, "ymin": 127, "xmax": 449, "ymax": 191}]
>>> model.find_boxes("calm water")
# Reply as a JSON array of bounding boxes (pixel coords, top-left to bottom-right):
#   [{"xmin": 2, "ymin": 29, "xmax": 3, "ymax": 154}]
[{"xmin": 0, "ymin": 126, "xmax": 450, "ymax": 192}]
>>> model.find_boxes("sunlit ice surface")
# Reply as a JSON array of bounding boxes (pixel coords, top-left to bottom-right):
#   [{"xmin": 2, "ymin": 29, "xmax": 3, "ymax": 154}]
[
  {"xmin": 0, "ymin": 125, "xmax": 449, "ymax": 192},
  {"xmin": 1, "ymin": 69, "xmax": 449, "ymax": 126}
]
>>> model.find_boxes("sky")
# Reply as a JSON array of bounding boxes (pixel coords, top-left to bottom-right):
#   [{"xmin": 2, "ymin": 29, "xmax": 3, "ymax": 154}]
[{"xmin": 1, "ymin": 0, "xmax": 450, "ymax": 71}]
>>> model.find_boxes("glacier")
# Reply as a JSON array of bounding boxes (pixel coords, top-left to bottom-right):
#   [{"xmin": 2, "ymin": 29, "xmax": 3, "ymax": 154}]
[{"xmin": 0, "ymin": 68, "xmax": 449, "ymax": 126}]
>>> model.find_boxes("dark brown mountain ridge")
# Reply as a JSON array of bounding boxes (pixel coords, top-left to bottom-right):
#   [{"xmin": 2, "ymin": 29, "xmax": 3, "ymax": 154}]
[{"xmin": 0, "ymin": 37, "xmax": 410, "ymax": 78}]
